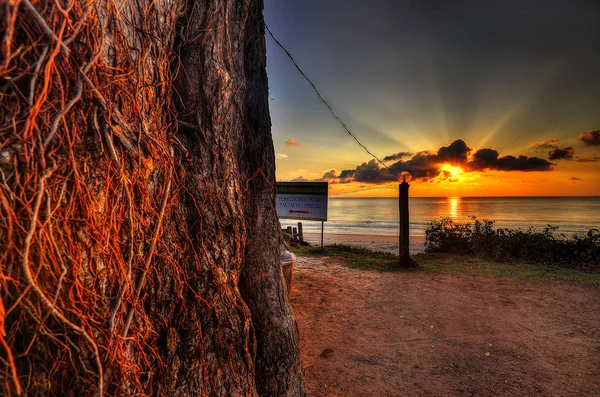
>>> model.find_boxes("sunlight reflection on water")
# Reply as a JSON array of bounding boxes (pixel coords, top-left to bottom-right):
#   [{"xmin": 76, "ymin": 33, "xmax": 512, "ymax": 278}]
[
  {"xmin": 448, "ymin": 197, "xmax": 460, "ymax": 220},
  {"xmin": 281, "ymin": 197, "xmax": 600, "ymax": 237}
]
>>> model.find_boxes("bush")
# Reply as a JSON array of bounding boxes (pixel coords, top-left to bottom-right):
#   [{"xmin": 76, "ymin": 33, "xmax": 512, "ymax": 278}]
[{"xmin": 425, "ymin": 217, "xmax": 600, "ymax": 272}]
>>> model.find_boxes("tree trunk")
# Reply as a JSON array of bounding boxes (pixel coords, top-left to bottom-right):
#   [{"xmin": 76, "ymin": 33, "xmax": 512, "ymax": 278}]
[
  {"xmin": 0, "ymin": 0, "xmax": 304, "ymax": 395},
  {"xmin": 237, "ymin": 13, "xmax": 306, "ymax": 397}
]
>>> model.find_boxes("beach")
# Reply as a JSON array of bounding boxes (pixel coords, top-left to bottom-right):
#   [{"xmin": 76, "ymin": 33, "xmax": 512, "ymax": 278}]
[
  {"xmin": 303, "ymin": 232, "xmax": 426, "ymax": 254},
  {"xmin": 291, "ymin": 254, "xmax": 600, "ymax": 396}
]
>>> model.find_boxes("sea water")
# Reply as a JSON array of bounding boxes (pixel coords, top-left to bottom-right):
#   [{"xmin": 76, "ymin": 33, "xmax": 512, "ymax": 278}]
[{"xmin": 280, "ymin": 197, "xmax": 600, "ymax": 238}]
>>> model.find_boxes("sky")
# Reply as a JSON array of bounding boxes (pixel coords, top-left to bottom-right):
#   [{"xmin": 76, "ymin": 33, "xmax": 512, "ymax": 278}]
[{"xmin": 264, "ymin": 0, "xmax": 600, "ymax": 197}]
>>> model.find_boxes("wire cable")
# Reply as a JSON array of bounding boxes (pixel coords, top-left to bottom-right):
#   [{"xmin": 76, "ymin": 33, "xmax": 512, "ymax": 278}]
[{"xmin": 265, "ymin": 23, "xmax": 396, "ymax": 175}]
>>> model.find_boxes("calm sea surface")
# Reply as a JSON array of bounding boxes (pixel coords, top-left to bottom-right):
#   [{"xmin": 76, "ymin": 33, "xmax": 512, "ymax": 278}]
[{"xmin": 281, "ymin": 197, "xmax": 600, "ymax": 238}]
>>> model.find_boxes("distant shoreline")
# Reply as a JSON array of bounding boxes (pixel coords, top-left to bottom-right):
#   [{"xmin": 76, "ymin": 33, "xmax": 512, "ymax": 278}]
[
  {"xmin": 327, "ymin": 196, "xmax": 600, "ymax": 199},
  {"xmin": 302, "ymin": 232, "xmax": 425, "ymax": 254}
]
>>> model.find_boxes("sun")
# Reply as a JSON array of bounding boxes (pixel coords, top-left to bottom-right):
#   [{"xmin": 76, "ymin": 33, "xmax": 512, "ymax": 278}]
[
  {"xmin": 440, "ymin": 164, "xmax": 464, "ymax": 178},
  {"xmin": 451, "ymin": 167, "xmax": 464, "ymax": 176}
]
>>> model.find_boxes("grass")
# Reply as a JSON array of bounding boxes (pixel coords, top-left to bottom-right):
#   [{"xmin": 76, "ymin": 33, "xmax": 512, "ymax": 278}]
[
  {"xmin": 292, "ymin": 244, "xmax": 600, "ymax": 285},
  {"xmin": 292, "ymin": 244, "xmax": 401, "ymax": 271}
]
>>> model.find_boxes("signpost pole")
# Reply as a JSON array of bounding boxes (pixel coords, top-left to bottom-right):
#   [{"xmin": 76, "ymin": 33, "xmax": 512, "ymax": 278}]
[{"xmin": 320, "ymin": 221, "xmax": 324, "ymax": 249}]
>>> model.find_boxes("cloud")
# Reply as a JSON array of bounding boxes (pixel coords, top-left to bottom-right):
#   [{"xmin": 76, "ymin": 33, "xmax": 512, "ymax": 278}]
[
  {"xmin": 575, "ymin": 155, "xmax": 599, "ymax": 163},
  {"xmin": 384, "ymin": 140, "xmax": 473, "ymax": 181},
  {"xmin": 531, "ymin": 139, "xmax": 559, "ymax": 150},
  {"xmin": 350, "ymin": 139, "xmax": 552, "ymax": 184},
  {"xmin": 548, "ymin": 147, "xmax": 575, "ymax": 160},
  {"xmin": 339, "ymin": 169, "xmax": 356, "ymax": 178},
  {"xmin": 354, "ymin": 160, "xmax": 397, "ymax": 183},
  {"xmin": 383, "ymin": 152, "xmax": 412, "ymax": 162},
  {"xmin": 320, "ymin": 170, "xmax": 337, "ymax": 180},
  {"xmin": 315, "ymin": 170, "xmax": 339, "ymax": 182},
  {"xmin": 388, "ymin": 152, "xmax": 443, "ymax": 180},
  {"xmin": 290, "ymin": 176, "xmax": 308, "ymax": 182},
  {"xmin": 276, "ymin": 153, "xmax": 289, "ymax": 159},
  {"xmin": 436, "ymin": 139, "xmax": 472, "ymax": 164},
  {"xmin": 285, "ymin": 138, "xmax": 299, "ymax": 146},
  {"xmin": 293, "ymin": 139, "xmax": 559, "ymax": 186},
  {"xmin": 568, "ymin": 177, "xmax": 581, "ymax": 181},
  {"xmin": 467, "ymin": 149, "xmax": 554, "ymax": 172},
  {"xmin": 579, "ymin": 130, "xmax": 600, "ymax": 146},
  {"xmin": 312, "ymin": 169, "xmax": 355, "ymax": 184}
]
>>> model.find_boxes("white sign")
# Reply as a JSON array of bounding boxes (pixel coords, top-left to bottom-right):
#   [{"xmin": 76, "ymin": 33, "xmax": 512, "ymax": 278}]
[{"xmin": 276, "ymin": 182, "xmax": 328, "ymax": 221}]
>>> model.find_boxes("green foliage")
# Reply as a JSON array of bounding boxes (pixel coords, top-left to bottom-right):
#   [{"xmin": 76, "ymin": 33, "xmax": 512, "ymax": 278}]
[
  {"xmin": 425, "ymin": 217, "xmax": 600, "ymax": 272},
  {"xmin": 292, "ymin": 244, "xmax": 600, "ymax": 284},
  {"xmin": 413, "ymin": 253, "xmax": 600, "ymax": 284}
]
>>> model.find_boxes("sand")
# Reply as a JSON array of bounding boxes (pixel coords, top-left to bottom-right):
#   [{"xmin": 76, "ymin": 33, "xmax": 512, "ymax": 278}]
[
  {"xmin": 291, "ymin": 255, "xmax": 600, "ymax": 397},
  {"xmin": 302, "ymin": 232, "xmax": 426, "ymax": 254}
]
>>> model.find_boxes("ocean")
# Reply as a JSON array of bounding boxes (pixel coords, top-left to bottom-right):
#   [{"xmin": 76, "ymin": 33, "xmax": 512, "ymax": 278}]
[{"xmin": 280, "ymin": 197, "xmax": 600, "ymax": 238}]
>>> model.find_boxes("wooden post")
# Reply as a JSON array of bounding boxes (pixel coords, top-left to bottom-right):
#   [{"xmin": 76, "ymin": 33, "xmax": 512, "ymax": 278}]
[
  {"xmin": 399, "ymin": 180, "xmax": 415, "ymax": 267},
  {"xmin": 292, "ymin": 227, "xmax": 298, "ymax": 242},
  {"xmin": 320, "ymin": 221, "xmax": 324, "ymax": 249},
  {"xmin": 286, "ymin": 226, "xmax": 293, "ymax": 237},
  {"xmin": 297, "ymin": 222, "xmax": 303, "ymax": 242}
]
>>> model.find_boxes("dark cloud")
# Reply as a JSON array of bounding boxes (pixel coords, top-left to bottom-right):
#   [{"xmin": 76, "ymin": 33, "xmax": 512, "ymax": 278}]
[
  {"xmin": 353, "ymin": 160, "xmax": 397, "ymax": 183},
  {"xmin": 436, "ymin": 139, "xmax": 471, "ymax": 164},
  {"xmin": 339, "ymin": 169, "xmax": 356, "ymax": 178},
  {"xmin": 383, "ymin": 152, "xmax": 412, "ymax": 162},
  {"xmin": 290, "ymin": 176, "xmax": 308, "ymax": 182},
  {"xmin": 467, "ymin": 149, "xmax": 498, "ymax": 170},
  {"xmin": 569, "ymin": 177, "xmax": 581, "ymax": 181},
  {"xmin": 579, "ymin": 130, "xmax": 600, "ymax": 146},
  {"xmin": 548, "ymin": 147, "xmax": 575, "ymax": 160},
  {"xmin": 302, "ymin": 139, "xmax": 558, "ymax": 186},
  {"xmin": 576, "ymin": 155, "xmax": 599, "ymax": 163},
  {"xmin": 351, "ymin": 139, "xmax": 553, "ymax": 184},
  {"xmin": 531, "ymin": 139, "xmax": 559, "ymax": 150},
  {"xmin": 380, "ymin": 140, "xmax": 471, "ymax": 182},
  {"xmin": 389, "ymin": 151, "xmax": 442, "ymax": 180},
  {"xmin": 319, "ymin": 170, "xmax": 337, "ymax": 180},
  {"xmin": 314, "ymin": 169, "xmax": 355, "ymax": 183},
  {"xmin": 467, "ymin": 149, "xmax": 554, "ymax": 171}
]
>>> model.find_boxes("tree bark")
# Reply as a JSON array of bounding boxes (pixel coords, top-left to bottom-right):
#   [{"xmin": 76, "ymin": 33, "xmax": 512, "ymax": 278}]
[
  {"xmin": 237, "ymin": 11, "xmax": 306, "ymax": 397},
  {"xmin": 0, "ymin": 0, "xmax": 304, "ymax": 395}
]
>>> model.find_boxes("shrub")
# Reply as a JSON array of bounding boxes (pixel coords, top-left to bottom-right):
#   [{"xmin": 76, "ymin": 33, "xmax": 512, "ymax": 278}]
[{"xmin": 425, "ymin": 217, "xmax": 600, "ymax": 272}]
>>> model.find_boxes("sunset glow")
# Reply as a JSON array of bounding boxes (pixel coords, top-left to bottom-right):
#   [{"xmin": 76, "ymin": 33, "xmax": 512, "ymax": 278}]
[
  {"xmin": 439, "ymin": 164, "xmax": 464, "ymax": 180},
  {"xmin": 267, "ymin": 1, "xmax": 600, "ymax": 197},
  {"xmin": 273, "ymin": 131, "xmax": 600, "ymax": 197}
]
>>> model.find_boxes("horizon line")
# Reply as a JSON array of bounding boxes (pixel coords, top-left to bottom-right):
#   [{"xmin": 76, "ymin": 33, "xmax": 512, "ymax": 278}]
[{"xmin": 328, "ymin": 195, "xmax": 600, "ymax": 199}]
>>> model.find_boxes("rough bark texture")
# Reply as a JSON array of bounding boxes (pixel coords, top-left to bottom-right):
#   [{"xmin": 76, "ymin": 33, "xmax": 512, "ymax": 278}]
[
  {"xmin": 237, "ymin": 12, "xmax": 306, "ymax": 397},
  {"xmin": 0, "ymin": 0, "xmax": 304, "ymax": 395}
]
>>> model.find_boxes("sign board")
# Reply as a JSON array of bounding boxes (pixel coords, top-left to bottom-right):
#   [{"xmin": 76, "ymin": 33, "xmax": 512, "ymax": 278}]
[{"xmin": 276, "ymin": 182, "xmax": 328, "ymax": 221}]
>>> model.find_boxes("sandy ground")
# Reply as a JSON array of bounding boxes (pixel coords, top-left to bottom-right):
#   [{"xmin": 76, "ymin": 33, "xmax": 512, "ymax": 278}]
[
  {"xmin": 290, "ymin": 255, "xmax": 600, "ymax": 397},
  {"xmin": 302, "ymin": 233, "xmax": 426, "ymax": 254}
]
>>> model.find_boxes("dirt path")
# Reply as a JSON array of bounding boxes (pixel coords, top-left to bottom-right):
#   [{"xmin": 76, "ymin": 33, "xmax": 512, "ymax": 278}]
[{"xmin": 291, "ymin": 256, "xmax": 600, "ymax": 397}]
